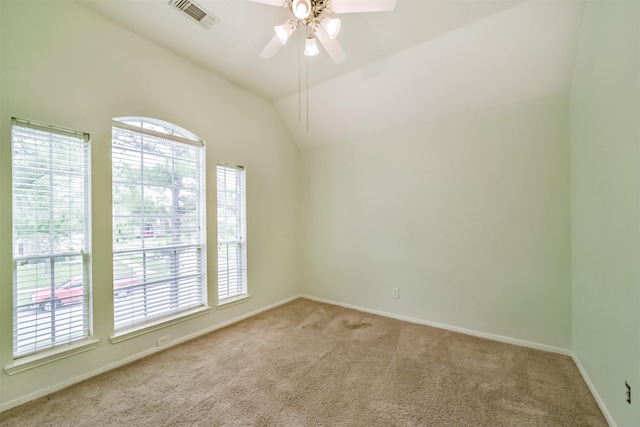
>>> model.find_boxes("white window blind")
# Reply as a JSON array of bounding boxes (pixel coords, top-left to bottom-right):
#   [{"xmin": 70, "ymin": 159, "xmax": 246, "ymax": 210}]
[
  {"xmin": 217, "ymin": 164, "xmax": 247, "ymax": 302},
  {"xmin": 112, "ymin": 117, "xmax": 206, "ymax": 331},
  {"xmin": 11, "ymin": 118, "xmax": 91, "ymax": 358}
]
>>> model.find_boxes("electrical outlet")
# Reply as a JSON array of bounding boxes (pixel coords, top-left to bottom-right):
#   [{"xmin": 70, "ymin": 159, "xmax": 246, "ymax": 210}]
[
  {"xmin": 157, "ymin": 335, "xmax": 171, "ymax": 346},
  {"xmin": 626, "ymin": 381, "xmax": 631, "ymax": 404},
  {"xmin": 392, "ymin": 288, "xmax": 399, "ymax": 298}
]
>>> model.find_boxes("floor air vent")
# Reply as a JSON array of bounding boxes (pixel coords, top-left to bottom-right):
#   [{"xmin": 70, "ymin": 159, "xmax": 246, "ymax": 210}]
[{"xmin": 169, "ymin": 0, "xmax": 219, "ymax": 29}]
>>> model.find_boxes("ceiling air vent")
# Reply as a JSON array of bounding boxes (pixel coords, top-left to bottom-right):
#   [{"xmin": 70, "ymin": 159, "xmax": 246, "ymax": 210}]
[{"xmin": 169, "ymin": 0, "xmax": 219, "ymax": 29}]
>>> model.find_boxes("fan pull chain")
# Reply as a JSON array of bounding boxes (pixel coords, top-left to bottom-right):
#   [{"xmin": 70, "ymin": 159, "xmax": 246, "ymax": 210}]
[
  {"xmin": 306, "ymin": 55, "xmax": 309, "ymax": 133},
  {"xmin": 298, "ymin": 28, "xmax": 302, "ymax": 125},
  {"xmin": 296, "ymin": 26, "xmax": 310, "ymax": 132}
]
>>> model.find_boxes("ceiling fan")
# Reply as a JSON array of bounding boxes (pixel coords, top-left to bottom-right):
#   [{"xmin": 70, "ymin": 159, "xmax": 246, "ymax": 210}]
[{"xmin": 250, "ymin": 0, "xmax": 398, "ymax": 64}]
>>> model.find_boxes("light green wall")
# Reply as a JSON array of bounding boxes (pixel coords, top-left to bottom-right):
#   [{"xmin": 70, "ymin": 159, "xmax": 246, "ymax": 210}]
[
  {"xmin": 0, "ymin": 1, "xmax": 300, "ymax": 408},
  {"xmin": 570, "ymin": 1, "xmax": 640, "ymax": 426},
  {"xmin": 2, "ymin": 1, "xmax": 639, "ymax": 424},
  {"xmin": 301, "ymin": 94, "xmax": 572, "ymax": 349}
]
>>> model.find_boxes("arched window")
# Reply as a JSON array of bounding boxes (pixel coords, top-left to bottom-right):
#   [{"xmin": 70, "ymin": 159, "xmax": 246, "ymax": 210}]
[{"xmin": 111, "ymin": 117, "xmax": 206, "ymax": 333}]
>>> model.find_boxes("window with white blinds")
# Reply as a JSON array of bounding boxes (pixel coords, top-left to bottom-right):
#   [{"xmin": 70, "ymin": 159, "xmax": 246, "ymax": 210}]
[
  {"xmin": 217, "ymin": 164, "xmax": 247, "ymax": 302},
  {"xmin": 112, "ymin": 117, "xmax": 206, "ymax": 331},
  {"xmin": 11, "ymin": 118, "xmax": 91, "ymax": 358}
]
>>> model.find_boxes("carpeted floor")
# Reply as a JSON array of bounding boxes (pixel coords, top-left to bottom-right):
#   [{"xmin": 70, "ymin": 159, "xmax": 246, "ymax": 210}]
[{"xmin": 0, "ymin": 298, "xmax": 606, "ymax": 426}]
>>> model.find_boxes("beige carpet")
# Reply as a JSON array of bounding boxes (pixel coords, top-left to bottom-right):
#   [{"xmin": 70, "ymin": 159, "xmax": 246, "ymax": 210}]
[{"xmin": 1, "ymin": 298, "xmax": 606, "ymax": 426}]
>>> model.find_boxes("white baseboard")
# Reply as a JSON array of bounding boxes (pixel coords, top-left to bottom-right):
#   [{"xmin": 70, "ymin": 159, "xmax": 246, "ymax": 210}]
[
  {"xmin": 572, "ymin": 354, "xmax": 617, "ymax": 427},
  {"xmin": 301, "ymin": 294, "xmax": 572, "ymax": 356},
  {"xmin": 0, "ymin": 294, "xmax": 299, "ymax": 414}
]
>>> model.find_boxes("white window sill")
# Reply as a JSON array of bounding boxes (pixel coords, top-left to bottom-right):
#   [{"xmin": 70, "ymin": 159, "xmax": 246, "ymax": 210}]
[
  {"xmin": 110, "ymin": 306, "xmax": 211, "ymax": 344},
  {"xmin": 4, "ymin": 338, "xmax": 100, "ymax": 375},
  {"xmin": 217, "ymin": 294, "xmax": 251, "ymax": 309}
]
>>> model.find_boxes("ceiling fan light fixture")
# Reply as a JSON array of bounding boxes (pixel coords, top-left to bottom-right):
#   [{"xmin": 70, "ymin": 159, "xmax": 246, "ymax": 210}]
[
  {"xmin": 304, "ymin": 36, "xmax": 320, "ymax": 56},
  {"xmin": 322, "ymin": 17, "xmax": 341, "ymax": 39},
  {"xmin": 292, "ymin": 0, "xmax": 312, "ymax": 19},
  {"xmin": 274, "ymin": 21, "xmax": 295, "ymax": 44}
]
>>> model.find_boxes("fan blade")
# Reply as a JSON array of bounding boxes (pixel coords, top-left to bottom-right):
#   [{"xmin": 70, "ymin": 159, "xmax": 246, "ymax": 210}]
[
  {"xmin": 329, "ymin": 0, "xmax": 397, "ymax": 14},
  {"xmin": 315, "ymin": 27, "xmax": 347, "ymax": 64},
  {"xmin": 260, "ymin": 35, "xmax": 285, "ymax": 59},
  {"xmin": 248, "ymin": 0, "xmax": 288, "ymax": 7}
]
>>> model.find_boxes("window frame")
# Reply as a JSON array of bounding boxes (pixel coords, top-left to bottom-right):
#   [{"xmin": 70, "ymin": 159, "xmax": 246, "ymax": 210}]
[
  {"xmin": 10, "ymin": 117, "xmax": 92, "ymax": 360},
  {"xmin": 216, "ymin": 163, "xmax": 248, "ymax": 306},
  {"xmin": 110, "ymin": 117, "xmax": 208, "ymax": 336}
]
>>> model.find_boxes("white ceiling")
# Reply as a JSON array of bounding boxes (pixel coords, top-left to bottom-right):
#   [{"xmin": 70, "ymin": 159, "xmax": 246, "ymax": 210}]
[{"xmin": 78, "ymin": 0, "xmax": 585, "ymax": 149}]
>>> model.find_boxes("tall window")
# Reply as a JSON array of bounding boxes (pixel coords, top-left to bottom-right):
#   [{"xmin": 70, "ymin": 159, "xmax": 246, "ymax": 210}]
[
  {"xmin": 112, "ymin": 117, "xmax": 206, "ymax": 331},
  {"xmin": 217, "ymin": 164, "xmax": 247, "ymax": 303},
  {"xmin": 11, "ymin": 118, "xmax": 91, "ymax": 357}
]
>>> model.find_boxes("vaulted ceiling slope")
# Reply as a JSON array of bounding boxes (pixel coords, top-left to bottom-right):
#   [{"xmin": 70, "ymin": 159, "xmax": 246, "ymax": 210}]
[{"xmin": 78, "ymin": 0, "xmax": 584, "ymax": 149}]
